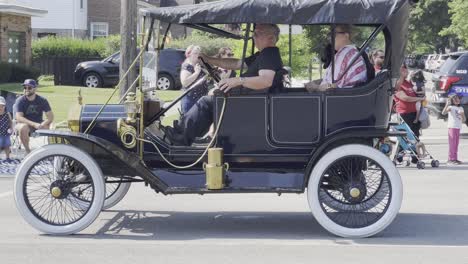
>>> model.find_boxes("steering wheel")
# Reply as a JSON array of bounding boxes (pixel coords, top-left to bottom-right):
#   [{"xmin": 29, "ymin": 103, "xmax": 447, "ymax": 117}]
[{"xmin": 199, "ymin": 57, "xmax": 221, "ymax": 83}]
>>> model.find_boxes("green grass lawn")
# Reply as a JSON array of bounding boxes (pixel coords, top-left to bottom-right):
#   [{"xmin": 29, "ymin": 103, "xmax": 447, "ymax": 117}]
[{"xmin": 0, "ymin": 81, "xmax": 182, "ymax": 122}]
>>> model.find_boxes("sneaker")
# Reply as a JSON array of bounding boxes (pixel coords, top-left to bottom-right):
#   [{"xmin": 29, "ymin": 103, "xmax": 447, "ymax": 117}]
[
  {"xmin": 454, "ymin": 160, "xmax": 463, "ymax": 165},
  {"xmin": 447, "ymin": 160, "xmax": 458, "ymax": 165}
]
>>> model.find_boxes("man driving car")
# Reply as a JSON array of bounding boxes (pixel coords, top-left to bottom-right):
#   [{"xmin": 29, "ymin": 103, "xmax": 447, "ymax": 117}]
[{"xmin": 164, "ymin": 24, "xmax": 284, "ymax": 146}]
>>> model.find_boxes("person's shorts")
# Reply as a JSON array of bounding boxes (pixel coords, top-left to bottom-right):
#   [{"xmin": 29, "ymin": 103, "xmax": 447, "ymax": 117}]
[
  {"xmin": 0, "ymin": 135, "xmax": 11, "ymax": 149},
  {"xmin": 15, "ymin": 123, "xmax": 37, "ymax": 135}
]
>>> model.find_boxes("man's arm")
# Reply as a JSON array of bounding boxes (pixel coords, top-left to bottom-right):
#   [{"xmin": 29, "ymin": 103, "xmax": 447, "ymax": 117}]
[
  {"xmin": 218, "ymin": 69, "xmax": 275, "ymax": 92},
  {"xmin": 42, "ymin": 111, "xmax": 54, "ymax": 127},
  {"xmin": 16, "ymin": 112, "xmax": 40, "ymax": 129}
]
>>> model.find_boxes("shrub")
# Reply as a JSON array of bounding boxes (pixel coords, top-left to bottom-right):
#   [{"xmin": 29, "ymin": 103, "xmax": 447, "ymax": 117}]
[
  {"xmin": 9, "ymin": 64, "xmax": 41, "ymax": 83},
  {"xmin": 0, "ymin": 63, "xmax": 12, "ymax": 83},
  {"xmin": 166, "ymin": 35, "xmax": 233, "ymax": 56},
  {"xmin": 232, "ymin": 33, "xmax": 316, "ymax": 78},
  {"xmin": 0, "ymin": 63, "xmax": 40, "ymax": 83}
]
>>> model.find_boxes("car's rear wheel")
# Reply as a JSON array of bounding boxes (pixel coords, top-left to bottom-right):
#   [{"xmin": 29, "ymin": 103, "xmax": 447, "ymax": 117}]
[
  {"xmin": 83, "ymin": 72, "xmax": 103, "ymax": 88},
  {"xmin": 14, "ymin": 144, "xmax": 105, "ymax": 235},
  {"xmin": 157, "ymin": 73, "xmax": 175, "ymax": 90},
  {"xmin": 307, "ymin": 144, "xmax": 402, "ymax": 238},
  {"xmin": 72, "ymin": 176, "xmax": 131, "ymax": 210}
]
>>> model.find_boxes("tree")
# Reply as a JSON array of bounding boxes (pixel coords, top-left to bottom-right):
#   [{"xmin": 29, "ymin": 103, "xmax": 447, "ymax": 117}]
[
  {"xmin": 441, "ymin": 0, "xmax": 468, "ymax": 48},
  {"xmin": 407, "ymin": 0, "xmax": 459, "ymax": 54}
]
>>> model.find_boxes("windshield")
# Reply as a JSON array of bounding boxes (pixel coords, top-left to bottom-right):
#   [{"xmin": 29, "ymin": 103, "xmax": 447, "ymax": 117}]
[{"xmin": 103, "ymin": 52, "xmax": 120, "ymax": 63}]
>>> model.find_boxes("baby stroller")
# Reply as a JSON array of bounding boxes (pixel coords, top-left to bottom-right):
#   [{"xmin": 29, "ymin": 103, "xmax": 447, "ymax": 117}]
[{"xmin": 386, "ymin": 116, "xmax": 439, "ymax": 169}]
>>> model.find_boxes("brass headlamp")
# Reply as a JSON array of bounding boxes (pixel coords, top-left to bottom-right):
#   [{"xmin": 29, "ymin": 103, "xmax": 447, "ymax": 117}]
[
  {"xmin": 124, "ymin": 92, "xmax": 138, "ymax": 124},
  {"xmin": 118, "ymin": 92, "xmax": 139, "ymax": 149}
]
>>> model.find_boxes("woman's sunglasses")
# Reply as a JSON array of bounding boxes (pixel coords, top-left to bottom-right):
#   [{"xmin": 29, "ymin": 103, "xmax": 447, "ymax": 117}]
[
  {"xmin": 227, "ymin": 53, "xmax": 234, "ymax": 57},
  {"xmin": 23, "ymin": 86, "xmax": 34, "ymax": 90}
]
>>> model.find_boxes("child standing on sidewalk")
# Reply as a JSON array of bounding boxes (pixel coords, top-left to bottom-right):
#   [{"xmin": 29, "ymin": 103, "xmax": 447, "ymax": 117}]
[
  {"xmin": 442, "ymin": 94, "xmax": 465, "ymax": 165},
  {"xmin": 0, "ymin": 96, "xmax": 13, "ymax": 161}
]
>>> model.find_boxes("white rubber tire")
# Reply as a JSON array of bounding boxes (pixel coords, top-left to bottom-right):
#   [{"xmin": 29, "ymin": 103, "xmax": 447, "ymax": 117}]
[
  {"xmin": 102, "ymin": 181, "xmax": 131, "ymax": 210},
  {"xmin": 307, "ymin": 144, "xmax": 403, "ymax": 238},
  {"xmin": 14, "ymin": 144, "xmax": 105, "ymax": 235}
]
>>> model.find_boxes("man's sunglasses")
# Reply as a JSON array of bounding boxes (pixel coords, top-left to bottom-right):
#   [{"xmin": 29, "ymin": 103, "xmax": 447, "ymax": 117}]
[{"xmin": 23, "ymin": 86, "xmax": 34, "ymax": 90}]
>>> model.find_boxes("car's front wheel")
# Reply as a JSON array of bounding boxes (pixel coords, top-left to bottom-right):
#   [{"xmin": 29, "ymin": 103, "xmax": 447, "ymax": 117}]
[
  {"xmin": 307, "ymin": 144, "xmax": 402, "ymax": 238},
  {"xmin": 83, "ymin": 72, "xmax": 103, "ymax": 88},
  {"xmin": 14, "ymin": 144, "xmax": 105, "ymax": 235},
  {"xmin": 157, "ymin": 73, "xmax": 175, "ymax": 90}
]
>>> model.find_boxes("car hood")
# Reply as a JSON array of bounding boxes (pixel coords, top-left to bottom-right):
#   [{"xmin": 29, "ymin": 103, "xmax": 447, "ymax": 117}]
[{"xmin": 78, "ymin": 60, "xmax": 103, "ymax": 67}]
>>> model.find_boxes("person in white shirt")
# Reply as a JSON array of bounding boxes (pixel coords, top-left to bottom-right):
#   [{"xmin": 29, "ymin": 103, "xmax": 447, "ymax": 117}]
[
  {"xmin": 442, "ymin": 94, "xmax": 465, "ymax": 165},
  {"xmin": 305, "ymin": 24, "xmax": 367, "ymax": 91}
]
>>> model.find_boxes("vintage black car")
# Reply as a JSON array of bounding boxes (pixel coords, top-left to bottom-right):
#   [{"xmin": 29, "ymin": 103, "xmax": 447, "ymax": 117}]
[{"xmin": 14, "ymin": 0, "xmax": 416, "ymax": 238}]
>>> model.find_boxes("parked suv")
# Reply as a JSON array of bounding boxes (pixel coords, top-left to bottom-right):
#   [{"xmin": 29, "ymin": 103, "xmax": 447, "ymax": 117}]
[
  {"xmin": 74, "ymin": 48, "xmax": 184, "ymax": 90},
  {"xmin": 429, "ymin": 51, "xmax": 468, "ymax": 125}
]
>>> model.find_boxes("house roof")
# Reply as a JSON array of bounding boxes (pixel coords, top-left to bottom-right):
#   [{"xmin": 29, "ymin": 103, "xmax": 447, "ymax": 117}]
[{"xmin": 0, "ymin": 3, "xmax": 47, "ymax": 17}]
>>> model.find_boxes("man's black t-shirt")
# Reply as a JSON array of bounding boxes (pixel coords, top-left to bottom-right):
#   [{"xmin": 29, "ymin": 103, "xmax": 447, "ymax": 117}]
[{"xmin": 242, "ymin": 47, "xmax": 283, "ymax": 91}]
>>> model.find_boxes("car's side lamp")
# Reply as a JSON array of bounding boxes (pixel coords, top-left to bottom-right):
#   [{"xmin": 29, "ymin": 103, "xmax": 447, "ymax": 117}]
[{"xmin": 124, "ymin": 92, "xmax": 138, "ymax": 124}]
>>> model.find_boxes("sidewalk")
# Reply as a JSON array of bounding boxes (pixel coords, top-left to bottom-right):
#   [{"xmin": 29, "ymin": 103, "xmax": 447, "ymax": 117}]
[{"xmin": 0, "ymin": 136, "xmax": 47, "ymax": 177}]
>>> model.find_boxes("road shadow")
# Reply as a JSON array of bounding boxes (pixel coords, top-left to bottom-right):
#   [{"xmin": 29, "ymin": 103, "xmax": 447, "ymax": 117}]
[{"xmin": 68, "ymin": 210, "xmax": 468, "ymax": 246}]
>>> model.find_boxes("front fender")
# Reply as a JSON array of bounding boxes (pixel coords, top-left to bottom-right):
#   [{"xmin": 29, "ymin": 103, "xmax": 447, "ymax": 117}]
[{"xmin": 34, "ymin": 130, "xmax": 168, "ymax": 193}]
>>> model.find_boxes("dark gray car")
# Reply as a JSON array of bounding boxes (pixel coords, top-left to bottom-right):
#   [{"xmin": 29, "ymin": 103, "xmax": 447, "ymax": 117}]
[{"xmin": 74, "ymin": 48, "xmax": 185, "ymax": 90}]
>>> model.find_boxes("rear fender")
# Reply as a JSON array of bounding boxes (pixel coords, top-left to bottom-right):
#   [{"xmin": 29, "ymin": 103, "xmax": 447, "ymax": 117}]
[
  {"xmin": 303, "ymin": 129, "xmax": 398, "ymax": 188},
  {"xmin": 34, "ymin": 130, "xmax": 168, "ymax": 193}
]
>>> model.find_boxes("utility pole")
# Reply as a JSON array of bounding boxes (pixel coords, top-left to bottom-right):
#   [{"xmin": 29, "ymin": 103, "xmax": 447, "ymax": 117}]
[{"xmin": 120, "ymin": 0, "xmax": 137, "ymax": 97}]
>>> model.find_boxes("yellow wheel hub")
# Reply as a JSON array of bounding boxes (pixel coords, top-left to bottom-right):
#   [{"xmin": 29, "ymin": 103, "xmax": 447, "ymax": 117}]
[
  {"xmin": 350, "ymin": 188, "xmax": 361, "ymax": 198},
  {"xmin": 51, "ymin": 187, "xmax": 62, "ymax": 198}
]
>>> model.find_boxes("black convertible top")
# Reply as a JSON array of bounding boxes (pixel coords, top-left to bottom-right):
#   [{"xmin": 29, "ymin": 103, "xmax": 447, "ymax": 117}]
[
  {"xmin": 141, "ymin": 0, "xmax": 413, "ymax": 77},
  {"xmin": 141, "ymin": 0, "xmax": 410, "ymax": 25}
]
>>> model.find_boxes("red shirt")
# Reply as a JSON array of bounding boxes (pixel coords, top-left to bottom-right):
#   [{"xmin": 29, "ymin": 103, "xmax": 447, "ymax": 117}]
[{"xmin": 394, "ymin": 80, "xmax": 417, "ymax": 114}]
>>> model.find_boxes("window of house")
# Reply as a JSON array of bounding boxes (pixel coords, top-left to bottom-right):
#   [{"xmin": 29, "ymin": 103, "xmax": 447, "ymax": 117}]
[
  {"xmin": 80, "ymin": 0, "xmax": 84, "ymax": 9},
  {"xmin": 38, "ymin": 33, "xmax": 56, "ymax": 38},
  {"xmin": 7, "ymin": 32, "xmax": 25, "ymax": 65},
  {"xmin": 90, "ymin": 22, "xmax": 109, "ymax": 39}
]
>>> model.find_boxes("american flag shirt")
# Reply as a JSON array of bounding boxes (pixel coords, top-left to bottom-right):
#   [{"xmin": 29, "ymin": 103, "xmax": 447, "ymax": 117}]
[{"xmin": 321, "ymin": 45, "xmax": 367, "ymax": 88}]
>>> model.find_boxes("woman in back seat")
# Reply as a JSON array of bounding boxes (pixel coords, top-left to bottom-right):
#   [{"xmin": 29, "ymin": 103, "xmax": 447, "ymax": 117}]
[{"xmin": 305, "ymin": 24, "xmax": 368, "ymax": 92}]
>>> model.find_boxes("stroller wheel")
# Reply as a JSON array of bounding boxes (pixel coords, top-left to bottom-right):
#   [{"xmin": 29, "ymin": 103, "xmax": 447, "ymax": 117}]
[
  {"xmin": 417, "ymin": 161, "xmax": 426, "ymax": 169},
  {"xmin": 396, "ymin": 156, "xmax": 403, "ymax": 163},
  {"xmin": 431, "ymin": 160, "xmax": 440, "ymax": 168}
]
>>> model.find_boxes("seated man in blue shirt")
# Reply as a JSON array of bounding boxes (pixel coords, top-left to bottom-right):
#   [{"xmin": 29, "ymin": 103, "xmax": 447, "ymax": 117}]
[{"xmin": 15, "ymin": 79, "xmax": 54, "ymax": 153}]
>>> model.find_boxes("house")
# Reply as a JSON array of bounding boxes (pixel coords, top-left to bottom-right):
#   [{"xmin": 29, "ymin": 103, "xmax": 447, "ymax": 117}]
[
  {"xmin": 0, "ymin": 0, "xmax": 47, "ymax": 65},
  {"xmin": 27, "ymin": 0, "xmax": 200, "ymax": 39}
]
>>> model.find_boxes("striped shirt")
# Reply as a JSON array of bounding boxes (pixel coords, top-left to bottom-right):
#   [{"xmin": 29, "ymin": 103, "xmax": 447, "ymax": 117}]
[{"xmin": 322, "ymin": 45, "xmax": 367, "ymax": 88}]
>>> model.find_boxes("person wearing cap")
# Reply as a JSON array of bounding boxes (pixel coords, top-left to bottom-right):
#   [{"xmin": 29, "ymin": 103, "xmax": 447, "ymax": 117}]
[
  {"xmin": 15, "ymin": 79, "xmax": 54, "ymax": 153},
  {"xmin": 0, "ymin": 96, "xmax": 13, "ymax": 161}
]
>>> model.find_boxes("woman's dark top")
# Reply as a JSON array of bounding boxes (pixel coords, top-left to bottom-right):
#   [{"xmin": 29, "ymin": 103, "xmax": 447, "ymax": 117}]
[{"xmin": 181, "ymin": 62, "xmax": 208, "ymax": 114}]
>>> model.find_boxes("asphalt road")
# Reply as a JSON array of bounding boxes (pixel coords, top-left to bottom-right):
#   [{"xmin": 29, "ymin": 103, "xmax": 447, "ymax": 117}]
[{"xmin": 0, "ymin": 78, "xmax": 467, "ymax": 263}]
